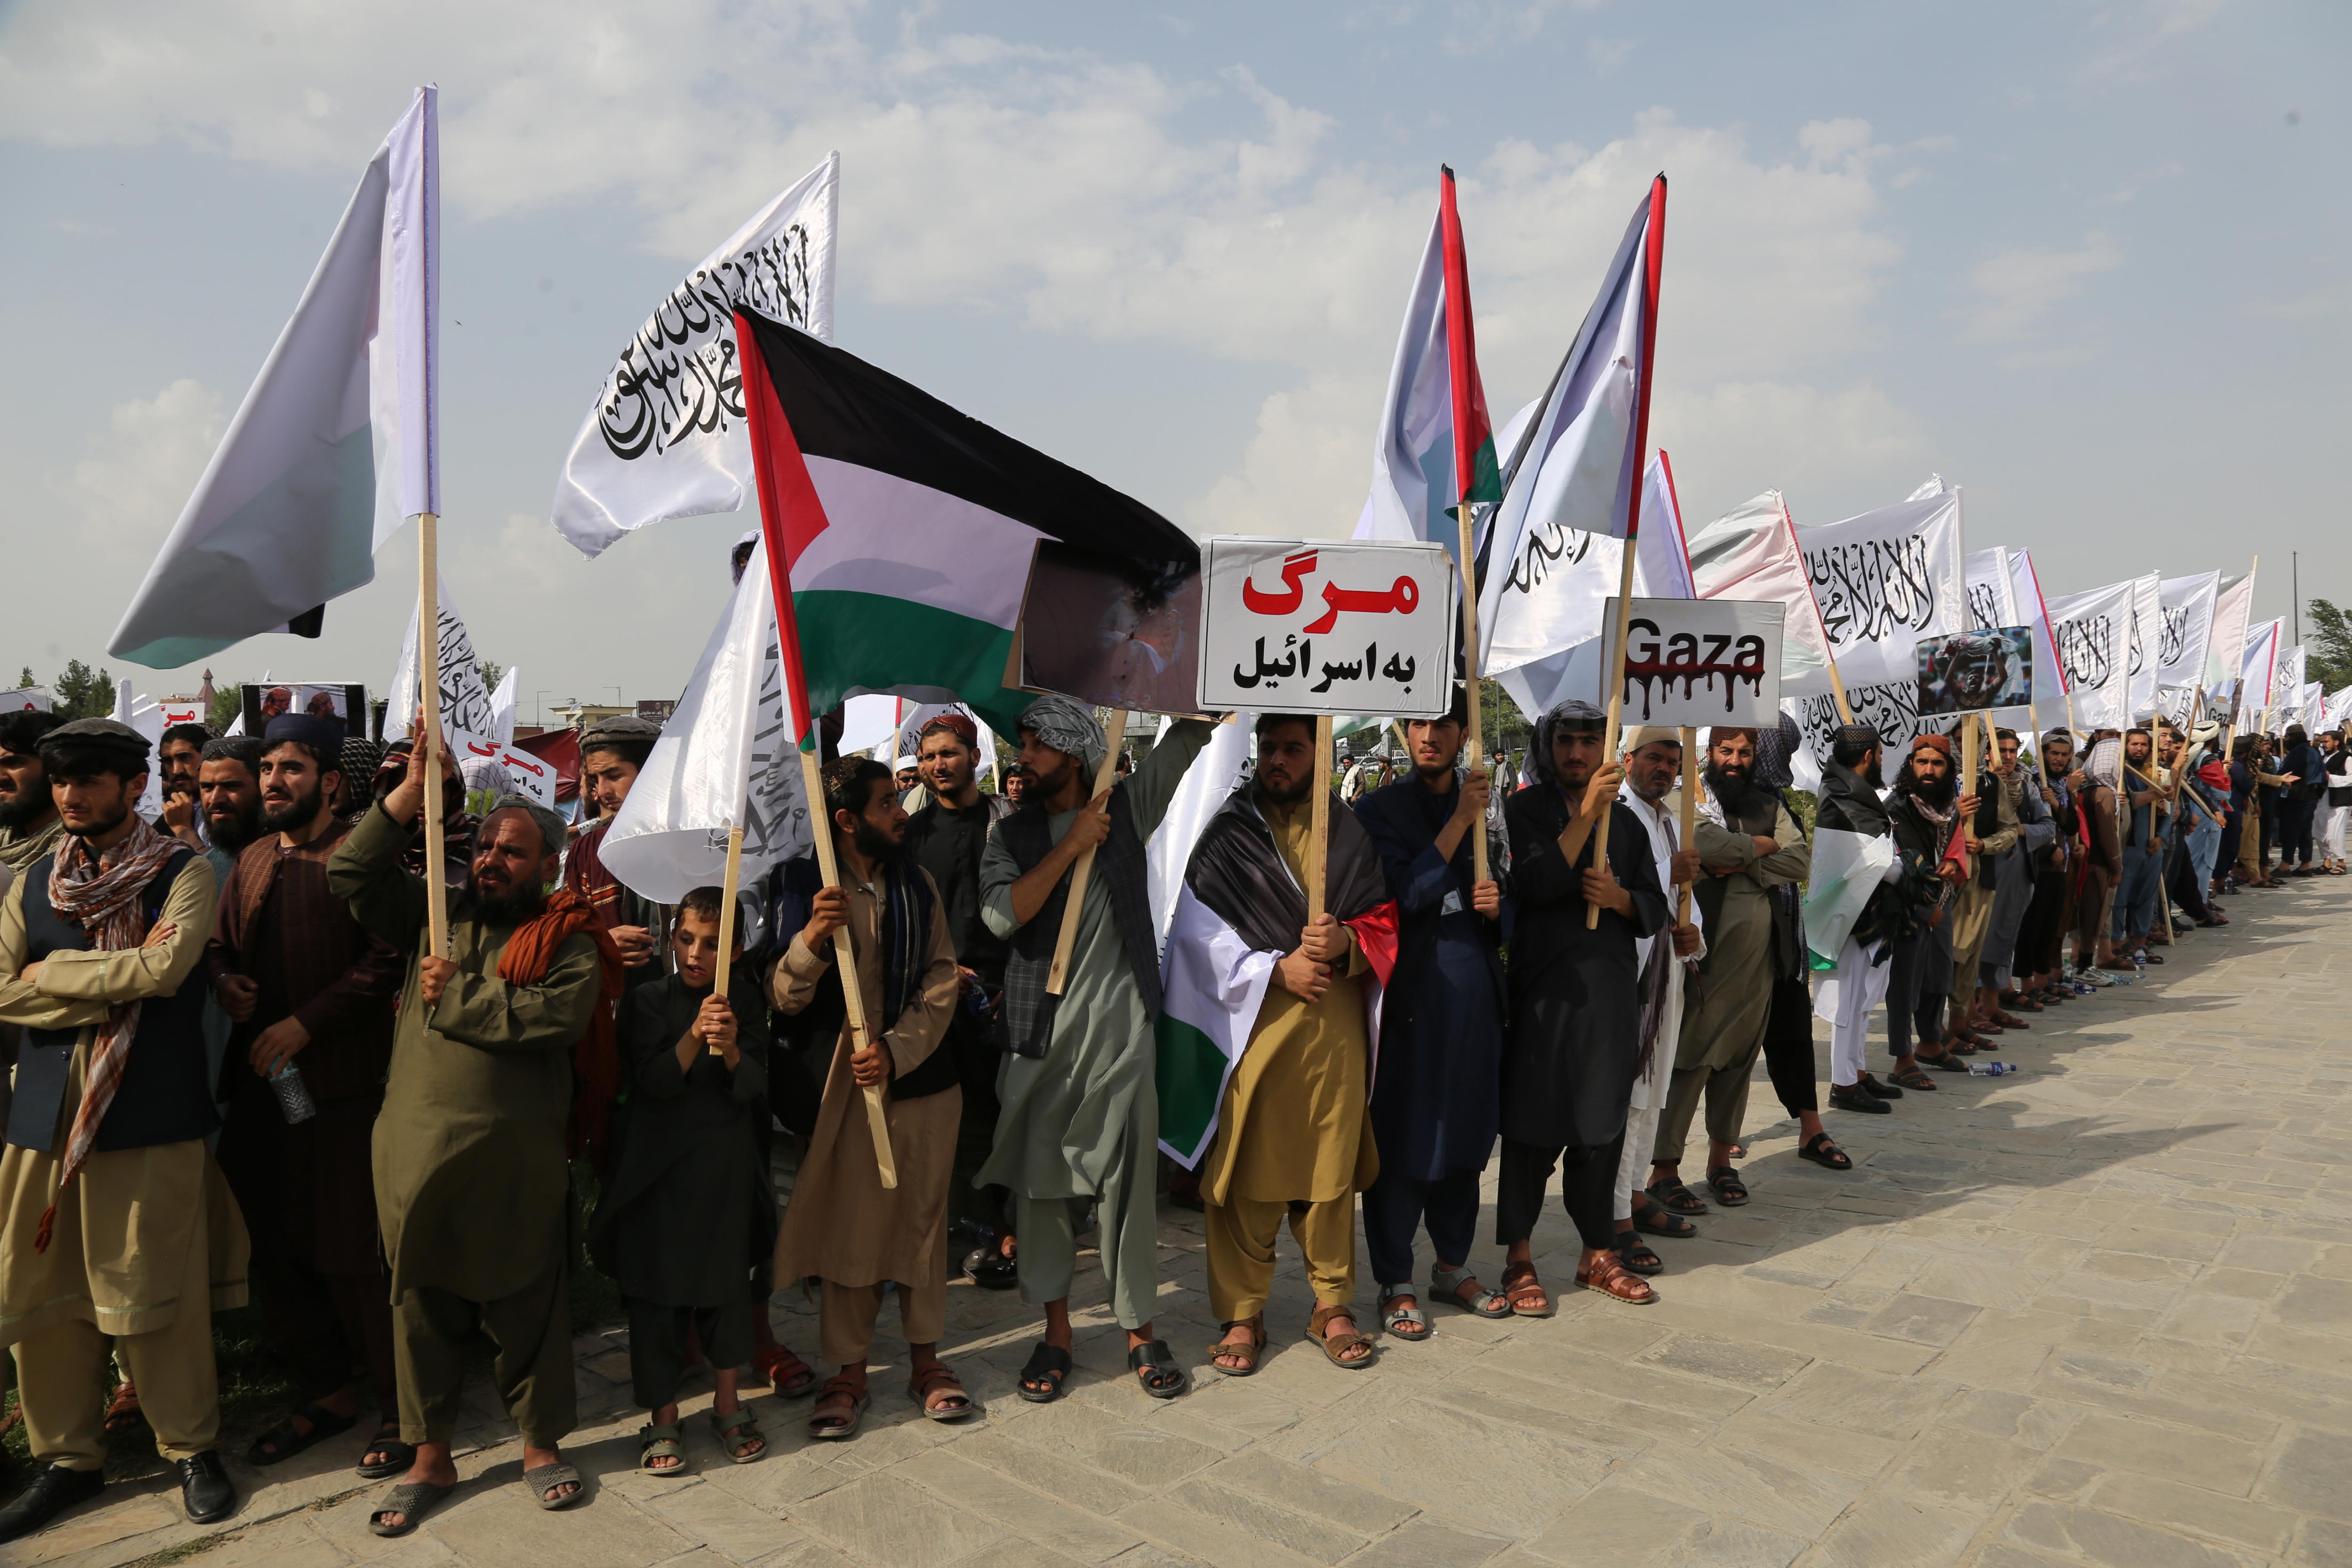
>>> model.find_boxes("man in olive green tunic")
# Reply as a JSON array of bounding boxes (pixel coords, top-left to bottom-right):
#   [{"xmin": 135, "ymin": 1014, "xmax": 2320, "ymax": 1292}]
[{"xmin": 328, "ymin": 752, "xmax": 607, "ymax": 1529}]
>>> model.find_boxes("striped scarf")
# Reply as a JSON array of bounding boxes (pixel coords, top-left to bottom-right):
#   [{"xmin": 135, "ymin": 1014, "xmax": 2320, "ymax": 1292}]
[{"xmin": 35, "ymin": 815, "xmax": 181, "ymax": 1251}]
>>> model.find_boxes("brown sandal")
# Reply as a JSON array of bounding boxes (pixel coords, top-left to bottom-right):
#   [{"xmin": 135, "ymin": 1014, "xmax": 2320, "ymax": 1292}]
[
  {"xmin": 1575, "ymin": 1251, "xmax": 1659, "ymax": 1305},
  {"xmin": 1501, "ymin": 1258, "xmax": 1553, "ymax": 1316},
  {"xmin": 1210, "ymin": 1315, "xmax": 1266, "ymax": 1377},
  {"xmin": 1304, "ymin": 1304, "xmax": 1376, "ymax": 1369},
  {"xmin": 907, "ymin": 1362, "xmax": 975, "ymax": 1422}
]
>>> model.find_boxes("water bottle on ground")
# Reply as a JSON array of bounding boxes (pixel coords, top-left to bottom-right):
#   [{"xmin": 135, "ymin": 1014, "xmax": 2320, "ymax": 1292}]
[
  {"xmin": 269, "ymin": 1061, "xmax": 317, "ymax": 1124},
  {"xmin": 1967, "ymin": 1060, "xmax": 2017, "ymax": 1077}
]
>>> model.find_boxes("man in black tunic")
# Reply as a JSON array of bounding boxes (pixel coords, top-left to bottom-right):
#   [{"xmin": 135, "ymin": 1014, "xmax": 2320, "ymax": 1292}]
[{"xmin": 1495, "ymin": 699, "xmax": 1668, "ymax": 1312}]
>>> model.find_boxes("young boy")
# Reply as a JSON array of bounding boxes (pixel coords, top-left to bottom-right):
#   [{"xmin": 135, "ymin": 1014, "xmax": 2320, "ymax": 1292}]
[{"xmin": 588, "ymin": 887, "xmax": 782, "ymax": 1472}]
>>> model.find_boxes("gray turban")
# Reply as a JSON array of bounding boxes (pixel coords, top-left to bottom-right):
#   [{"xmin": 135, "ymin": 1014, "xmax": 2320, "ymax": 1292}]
[
  {"xmin": 1019, "ymin": 695, "xmax": 1105, "ymax": 771},
  {"xmin": 489, "ymin": 794, "xmax": 571, "ymax": 858},
  {"xmin": 1531, "ymin": 698, "xmax": 1607, "ymax": 786},
  {"xmin": 1752, "ymin": 711, "xmax": 1803, "ymax": 791}
]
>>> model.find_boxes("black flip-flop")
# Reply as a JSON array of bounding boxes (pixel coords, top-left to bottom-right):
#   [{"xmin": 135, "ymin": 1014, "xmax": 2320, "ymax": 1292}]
[
  {"xmin": 1630, "ymin": 1197, "xmax": 1697, "ymax": 1238},
  {"xmin": 1017, "ymin": 1341, "xmax": 1072, "ymax": 1403},
  {"xmin": 1799, "ymin": 1133, "xmax": 1852, "ymax": 1170},
  {"xmin": 356, "ymin": 1426, "xmax": 416, "ymax": 1480},
  {"xmin": 1127, "ymin": 1340, "xmax": 1190, "ymax": 1399},
  {"xmin": 248, "ymin": 1401, "xmax": 358, "ymax": 1466},
  {"xmin": 368, "ymin": 1480, "xmax": 455, "ymax": 1538}
]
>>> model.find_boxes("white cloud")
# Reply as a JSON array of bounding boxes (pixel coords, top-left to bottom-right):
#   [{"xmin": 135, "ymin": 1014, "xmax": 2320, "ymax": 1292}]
[
  {"xmin": 57, "ymin": 378, "xmax": 224, "ymax": 567},
  {"xmin": 1966, "ymin": 234, "xmax": 2121, "ymax": 343},
  {"xmin": 1649, "ymin": 380, "xmax": 1931, "ymax": 527},
  {"xmin": 1586, "ymin": 37, "xmax": 1636, "ymax": 73},
  {"xmin": 1185, "ymin": 371, "xmax": 1386, "ymax": 539}
]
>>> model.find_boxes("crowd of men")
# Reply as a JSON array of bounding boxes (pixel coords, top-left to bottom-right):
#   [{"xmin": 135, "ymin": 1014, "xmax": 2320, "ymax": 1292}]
[{"xmin": 0, "ymin": 673, "xmax": 2342, "ymax": 1543}]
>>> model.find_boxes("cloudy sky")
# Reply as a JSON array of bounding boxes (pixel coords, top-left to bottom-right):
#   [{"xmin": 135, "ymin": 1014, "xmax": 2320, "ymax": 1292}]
[{"xmin": 3, "ymin": 0, "xmax": 2344, "ymax": 715}]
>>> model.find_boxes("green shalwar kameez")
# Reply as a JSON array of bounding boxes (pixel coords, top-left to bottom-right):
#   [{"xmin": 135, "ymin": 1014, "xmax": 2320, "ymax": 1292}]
[
  {"xmin": 327, "ymin": 804, "xmax": 604, "ymax": 1447},
  {"xmin": 973, "ymin": 721, "xmax": 1213, "ymax": 1329}
]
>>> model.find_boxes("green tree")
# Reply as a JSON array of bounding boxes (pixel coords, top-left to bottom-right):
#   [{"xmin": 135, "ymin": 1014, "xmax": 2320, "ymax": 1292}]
[
  {"xmin": 14, "ymin": 666, "xmax": 33, "ymax": 691},
  {"xmin": 209, "ymin": 682, "xmax": 244, "ymax": 733},
  {"xmin": 52, "ymin": 659, "xmax": 115, "ymax": 720},
  {"xmin": 2308, "ymin": 598, "xmax": 2352, "ymax": 693},
  {"xmin": 477, "ymin": 659, "xmax": 505, "ymax": 697}
]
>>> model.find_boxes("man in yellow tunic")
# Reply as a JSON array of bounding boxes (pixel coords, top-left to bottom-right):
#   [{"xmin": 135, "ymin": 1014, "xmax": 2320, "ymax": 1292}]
[
  {"xmin": 0, "ymin": 719, "xmax": 242, "ymax": 1541},
  {"xmin": 1191, "ymin": 716, "xmax": 1393, "ymax": 1376},
  {"xmin": 770, "ymin": 757, "xmax": 967, "ymax": 1441}
]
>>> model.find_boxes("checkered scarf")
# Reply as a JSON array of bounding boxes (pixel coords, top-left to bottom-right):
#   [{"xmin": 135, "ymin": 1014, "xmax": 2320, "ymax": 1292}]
[{"xmin": 35, "ymin": 815, "xmax": 181, "ymax": 1251}]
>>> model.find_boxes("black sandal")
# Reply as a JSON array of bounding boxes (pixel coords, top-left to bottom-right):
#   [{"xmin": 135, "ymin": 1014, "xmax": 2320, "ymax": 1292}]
[
  {"xmin": 1706, "ymin": 1167, "xmax": 1749, "ymax": 1207},
  {"xmin": 1890, "ymin": 1067, "xmax": 1939, "ymax": 1091},
  {"xmin": 1613, "ymin": 1232, "xmax": 1664, "ymax": 1276},
  {"xmin": 1646, "ymin": 1178, "xmax": 1709, "ymax": 1217},
  {"xmin": 1630, "ymin": 1196, "xmax": 1697, "ymax": 1238},
  {"xmin": 1798, "ymin": 1133, "xmax": 1852, "ymax": 1170},
  {"xmin": 1017, "ymin": 1341, "xmax": 1072, "ymax": 1403},
  {"xmin": 248, "ymin": 1401, "xmax": 358, "ymax": 1466},
  {"xmin": 1127, "ymin": 1340, "xmax": 1190, "ymax": 1400},
  {"xmin": 1917, "ymin": 1048, "xmax": 1971, "ymax": 1074},
  {"xmin": 357, "ymin": 1425, "xmax": 415, "ymax": 1480}
]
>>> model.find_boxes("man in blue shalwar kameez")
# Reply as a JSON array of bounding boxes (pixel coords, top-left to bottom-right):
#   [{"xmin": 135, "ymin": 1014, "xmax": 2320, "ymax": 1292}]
[{"xmin": 1349, "ymin": 686, "xmax": 1511, "ymax": 1340}]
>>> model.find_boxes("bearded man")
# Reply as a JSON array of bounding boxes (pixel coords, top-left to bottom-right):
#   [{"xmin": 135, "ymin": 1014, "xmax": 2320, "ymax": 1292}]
[
  {"xmin": 1939, "ymin": 723, "xmax": 2021, "ymax": 1050},
  {"xmin": 1646, "ymin": 726, "xmax": 1809, "ymax": 1217},
  {"xmin": 157, "ymin": 721, "xmax": 214, "ymax": 852},
  {"xmin": 1976, "ymin": 728, "xmax": 2051, "ymax": 1024},
  {"xmin": 328, "ymin": 752, "xmax": 619, "ymax": 1532},
  {"xmin": 1883, "ymin": 735, "xmax": 1975, "ymax": 1084},
  {"xmin": 2107, "ymin": 727, "xmax": 2169, "ymax": 964},
  {"xmin": 565, "ymin": 714, "xmax": 668, "ymax": 990},
  {"xmin": 1192, "ymin": 715, "xmax": 1393, "ymax": 1376},
  {"xmin": 1495, "ymin": 700, "xmax": 1668, "ymax": 1312},
  {"xmin": 0, "ymin": 719, "xmax": 239, "ymax": 1541},
  {"xmin": 208, "ymin": 716, "xmax": 407, "ymax": 1480},
  {"xmin": 1349, "ymin": 686, "xmax": 1510, "ymax": 1338},
  {"xmin": 2013, "ymin": 731, "xmax": 2085, "ymax": 1000},
  {"xmin": 0, "ymin": 710, "xmax": 68, "ymax": 1132},
  {"xmin": 974, "ymin": 696, "xmax": 1213, "ymax": 1402}
]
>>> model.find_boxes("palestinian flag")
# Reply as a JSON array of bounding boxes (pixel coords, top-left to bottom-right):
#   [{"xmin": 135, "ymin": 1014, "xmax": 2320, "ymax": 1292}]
[
  {"xmin": 1439, "ymin": 166, "xmax": 1500, "ymax": 521},
  {"xmin": 1155, "ymin": 785, "xmax": 1398, "ymax": 1169},
  {"xmin": 733, "ymin": 308, "xmax": 1197, "ymax": 741}
]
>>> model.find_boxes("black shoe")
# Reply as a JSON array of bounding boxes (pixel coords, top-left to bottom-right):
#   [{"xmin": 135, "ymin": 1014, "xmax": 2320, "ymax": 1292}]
[
  {"xmin": 0, "ymin": 1464, "xmax": 106, "ymax": 1543},
  {"xmin": 1857, "ymin": 1072, "xmax": 1903, "ymax": 1100},
  {"xmin": 1828, "ymin": 1084, "xmax": 1891, "ymax": 1114},
  {"xmin": 177, "ymin": 1450, "xmax": 237, "ymax": 1524},
  {"xmin": 964, "ymin": 1246, "xmax": 1019, "ymax": 1290}
]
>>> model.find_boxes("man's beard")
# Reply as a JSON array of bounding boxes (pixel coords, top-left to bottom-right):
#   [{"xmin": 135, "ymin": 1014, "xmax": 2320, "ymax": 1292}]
[
  {"xmin": 1414, "ymin": 758, "xmax": 1458, "ymax": 788},
  {"xmin": 1860, "ymin": 753, "xmax": 1885, "ymax": 788},
  {"xmin": 0, "ymin": 785, "xmax": 50, "ymax": 832},
  {"xmin": 1705, "ymin": 762, "xmax": 1758, "ymax": 810},
  {"xmin": 466, "ymin": 873, "xmax": 547, "ymax": 923},
  {"xmin": 62, "ymin": 802, "xmax": 132, "ymax": 840},
  {"xmin": 852, "ymin": 817, "xmax": 905, "ymax": 866},
  {"xmin": 259, "ymin": 779, "xmax": 324, "ymax": 836},
  {"xmin": 1256, "ymin": 771, "xmax": 1313, "ymax": 806},
  {"xmin": 207, "ymin": 803, "xmax": 263, "ymax": 854},
  {"xmin": 1897, "ymin": 765, "xmax": 1955, "ymax": 806}
]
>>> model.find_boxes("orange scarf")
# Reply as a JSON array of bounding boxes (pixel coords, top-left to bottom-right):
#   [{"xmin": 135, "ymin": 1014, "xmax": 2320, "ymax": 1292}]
[{"xmin": 497, "ymin": 887, "xmax": 625, "ymax": 1173}]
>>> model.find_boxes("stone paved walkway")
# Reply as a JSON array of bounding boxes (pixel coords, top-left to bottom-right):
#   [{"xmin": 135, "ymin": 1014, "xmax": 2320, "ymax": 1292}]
[{"xmin": 13, "ymin": 877, "xmax": 2352, "ymax": 1568}]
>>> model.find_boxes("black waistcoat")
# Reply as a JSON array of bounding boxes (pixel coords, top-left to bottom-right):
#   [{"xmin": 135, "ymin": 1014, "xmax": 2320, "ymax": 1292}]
[
  {"xmin": 995, "ymin": 789, "xmax": 1159, "ymax": 1058},
  {"xmin": 6, "ymin": 849, "xmax": 215, "ymax": 1154}
]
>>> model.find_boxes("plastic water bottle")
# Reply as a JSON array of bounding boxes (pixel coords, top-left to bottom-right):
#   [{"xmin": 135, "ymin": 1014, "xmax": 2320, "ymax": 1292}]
[
  {"xmin": 2133, "ymin": 947, "xmax": 2146, "ymax": 979},
  {"xmin": 1967, "ymin": 1060, "xmax": 2018, "ymax": 1077},
  {"xmin": 269, "ymin": 1062, "xmax": 317, "ymax": 1125}
]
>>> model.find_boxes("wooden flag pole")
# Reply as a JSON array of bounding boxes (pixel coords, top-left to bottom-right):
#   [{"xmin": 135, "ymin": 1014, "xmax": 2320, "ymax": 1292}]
[
  {"xmin": 1825, "ymin": 659, "xmax": 1856, "ymax": 727},
  {"xmin": 1587, "ymin": 544, "xmax": 1641, "ymax": 929},
  {"xmin": 1045, "ymin": 710, "xmax": 1129, "ymax": 997},
  {"xmin": 1455, "ymin": 509, "xmax": 1488, "ymax": 883},
  {"xmin": 709, "ymin": 823, "xmax": 745, "ymax": 1053},
  {"xmin": 1310, "ymin": 716, "xmax": 1334, "ymax": 921},
  {"xmin": 417, "ymin": 513, "xmax": 449, "ymax": 959},
  {"xmin": 1675, "ymin": 724, "xmax": 1698, "ymax": 925},
  {"xmin": 799, "ymin": 748, "xmax": 898, "ymax": 1189}
]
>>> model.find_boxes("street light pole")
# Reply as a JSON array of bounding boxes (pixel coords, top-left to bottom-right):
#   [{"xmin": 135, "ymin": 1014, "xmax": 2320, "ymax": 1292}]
[{"xmin": 534, "ymin": 689, "xmax": 552, "ymax": 726}]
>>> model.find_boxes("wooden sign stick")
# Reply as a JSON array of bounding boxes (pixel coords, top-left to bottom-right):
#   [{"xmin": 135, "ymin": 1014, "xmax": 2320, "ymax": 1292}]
[
  {"xmin": 1310, "ymin": 716, "xmax": 1334, "ymax": 922},
  {"xmin": 1675, "ymin": 725, "xmax": 1697, "ymax": 925},
  {"xmin": 1045, "ymin": 710, "xmax": 1130, "ymax": 997},
  {"xmin": 417, "ymin": 513, "xmax": 449, "ymax": 959},
  {"xmin": 1588, "ymin": 549, "xmax": 1641, "ymax": 929},
  {"xmin": 709, "ymin": 822, "xmax": 746, "ymax": 1052},
  {"xmin": 799, "ymin": 748, "xmax": 898, "ymax": 1189},
  {"xmin": 1455, "ymin": 509, "xmax": 1488, "ymax": 882}
]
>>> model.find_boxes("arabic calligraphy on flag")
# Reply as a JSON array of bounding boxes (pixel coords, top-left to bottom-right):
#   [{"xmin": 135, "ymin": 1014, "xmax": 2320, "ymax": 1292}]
[{"xmin": 1197, "ymin": 537, "xmax": 1458, "ymax": 717}]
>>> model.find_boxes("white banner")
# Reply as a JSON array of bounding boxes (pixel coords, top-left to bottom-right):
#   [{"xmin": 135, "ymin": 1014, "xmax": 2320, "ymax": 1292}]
[
  {"xmin": 2208, "ymin": 571, "xmax": 2257, "ymax": 689},
  {"xmin": 2044, "ymin": 579, "xmax": 2139, "ymax": 732},
  {"xmin": 1686, "ymin": 490, "xmax": 1835, "ymax": 684},
  {"xmin": 386, "ymin": 573, "xmax": 497, "ymax": 741},
  {"xmin": 2157, "ymin": 571, "xmax": 2220, "ymax": 692},
  {"xmin": 2240, "ymin": 618, "xmax": 2283, "ymax": 710},
  {"xmin": 1790, "ymin": 488, "xmax": 1965, "ymax": 692},
  {"xmin": 2278, "ymin": 645, "xmax": 2308, "ymax": 721},
  {"xmin": 599, "ymin": 536, "xmax": 812, "ymax": 903},
  {"xmin": 1965, "ymin": 546, "xmax": 2017, "ymax": 631},
  {"xmin": 487, "ymin": 666, "xmax": 518, "ymax": 745},
  {"xmin": 1198, "ymin": 538, "xmax": 1457, "ymax": 718},
  {"xmin": 552, "ymin": 154, "xmax": 839, "ymax": 558},
  {"xmin": 1787, "ymin": 677, "xmax": 1931, "ymax": 795},
  {"xmin": 2126, "ymin": 572, "xmax": 2162, "ymax": 721},
  {"xmin": 1598, "ymin": 597, "xmax": 1783, "ymax": 727}
]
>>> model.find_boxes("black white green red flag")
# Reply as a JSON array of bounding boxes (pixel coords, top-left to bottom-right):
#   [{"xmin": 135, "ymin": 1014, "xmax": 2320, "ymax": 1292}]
[{"xmin": 733, "ymin": 309, "xmax": 1198, "ymax": 744}]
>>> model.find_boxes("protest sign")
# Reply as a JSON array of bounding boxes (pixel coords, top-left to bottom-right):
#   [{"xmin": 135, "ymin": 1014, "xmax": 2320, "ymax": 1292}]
[
  {"xmin": 243, "ymin": 682, "xmax": 369, "ymax": 740},
  {"xmin": 453, "ymin": 729, "xmax": 559, "ymax": 811},
  {"xmin": 1594, "ymin": 597, "xmax": 1782, "ymax": 725},
  {"xmin": 1917, "ymin": 627, "xmax": 2034, "ymax": 715},
  {"xmin": 1198, "ymin": 538, "xmax": 1457, "ymax": 718},
  {"xmin": 1016, "ymin": 542, "xmax": 1202, "ymax": 714}
]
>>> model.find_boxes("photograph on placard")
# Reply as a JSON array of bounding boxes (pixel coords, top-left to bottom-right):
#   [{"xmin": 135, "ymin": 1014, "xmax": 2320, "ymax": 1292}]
[
  {"xmin": 243, "ymin": 682, "xmax": 369, "ymax": 739},
  {"xmin": 1915, "ymin": 627, "xmax": 2033, "ymax": 715},
  {"xmin": 1016, "ymin": 541, "xmax": 1203, "ymax": 714},
  {"xmin": 1196, "ymin": 536, "xmax": 1457, "ymax": 719}
]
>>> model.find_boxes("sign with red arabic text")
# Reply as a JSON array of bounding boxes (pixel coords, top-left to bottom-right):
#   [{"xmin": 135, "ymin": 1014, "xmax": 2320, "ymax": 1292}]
[{"xmin": 1198, "ymin": 537, "xmax": 1457, "ymax": 718}]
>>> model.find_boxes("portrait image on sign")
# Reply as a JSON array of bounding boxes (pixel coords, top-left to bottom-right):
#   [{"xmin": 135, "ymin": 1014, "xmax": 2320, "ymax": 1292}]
[{"xmin": 1916, "ymin": 627, "xmax": 2033, "ymax": 715}]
